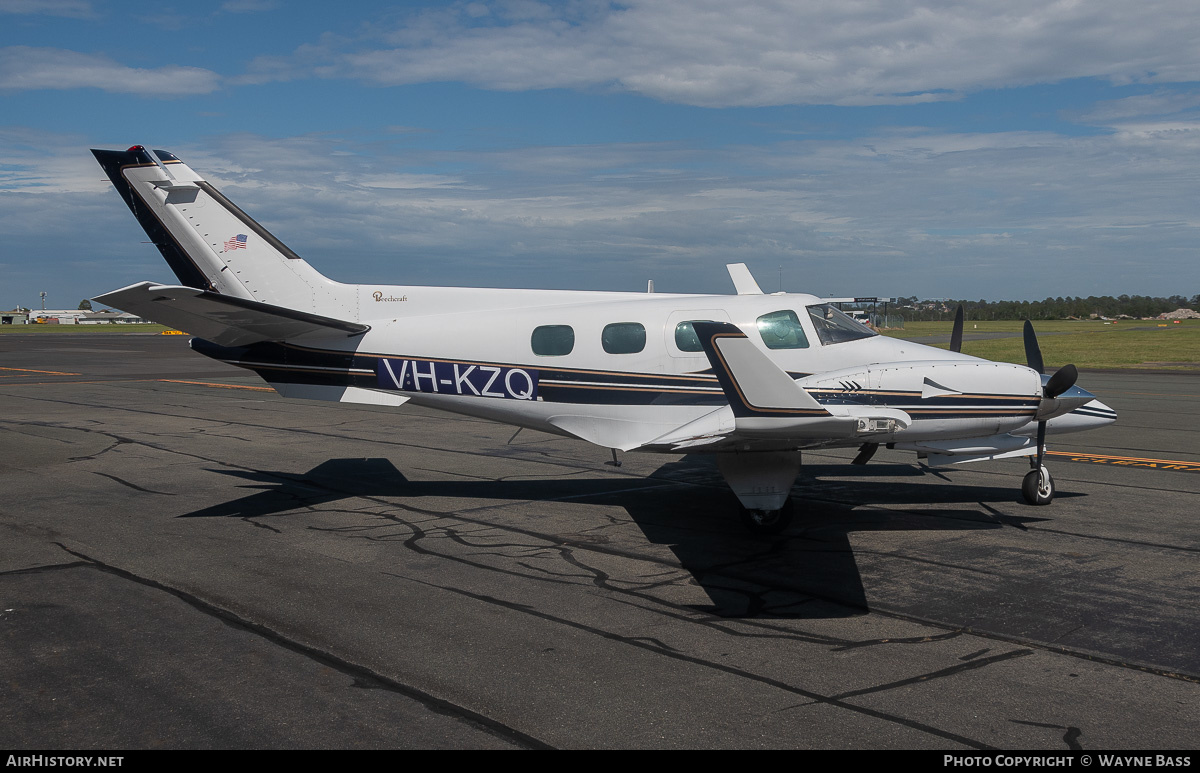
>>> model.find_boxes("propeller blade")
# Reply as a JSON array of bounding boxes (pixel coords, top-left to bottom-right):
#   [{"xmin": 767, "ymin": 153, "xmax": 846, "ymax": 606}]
[
  {"xmin": 950, "ymin": 304, "xmax": 964, "ymax": 353},
  {"xmin": 1044, "ymin": 363, "xmax": 1079, "ymax": 399},
  {"xmin": 1023, "ymin": 320, "xmax": 1045, "ymax": 375}
]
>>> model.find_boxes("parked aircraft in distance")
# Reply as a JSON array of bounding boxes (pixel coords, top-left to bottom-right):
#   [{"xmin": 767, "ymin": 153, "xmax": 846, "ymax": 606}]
[{"xmin": 92, "ymin": 146, "xmax": 1117, "ymax": 533}]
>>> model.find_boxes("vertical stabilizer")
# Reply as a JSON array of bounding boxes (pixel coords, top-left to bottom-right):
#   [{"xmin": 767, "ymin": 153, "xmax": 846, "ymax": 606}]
[{"xmin": 92, "ymin": 146, "xmax": 357, "ymax": 320}]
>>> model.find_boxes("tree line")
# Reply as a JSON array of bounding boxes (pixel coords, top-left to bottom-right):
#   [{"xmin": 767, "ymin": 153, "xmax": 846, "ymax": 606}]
[{"xmin": 894, "ymin": 294, "xmax": 1198, "ymax": 321}]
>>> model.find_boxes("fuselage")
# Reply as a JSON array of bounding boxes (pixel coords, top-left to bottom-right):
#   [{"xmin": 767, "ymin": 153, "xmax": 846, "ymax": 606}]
[{"xmin": 207, "ymin": 282, "xmax": 1113, "ymax": 453}]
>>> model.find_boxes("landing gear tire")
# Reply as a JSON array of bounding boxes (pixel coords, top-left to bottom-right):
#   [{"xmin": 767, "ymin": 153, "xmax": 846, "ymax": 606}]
[
  {"xmin": 1022, "ymin": 466, "xmax": 1054, "ymax": 506},
  {"xmin": 738, "ymin": 500, "xmax": 794, "ymax": 535}
]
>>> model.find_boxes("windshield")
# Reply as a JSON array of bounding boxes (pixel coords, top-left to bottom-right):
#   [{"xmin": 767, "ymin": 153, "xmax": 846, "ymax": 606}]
[{"xmin": 805, "ymin": 304, "xmax": 878, "ymax": 345}]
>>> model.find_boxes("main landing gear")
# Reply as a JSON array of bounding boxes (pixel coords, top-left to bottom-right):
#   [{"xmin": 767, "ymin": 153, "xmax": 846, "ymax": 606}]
[
  {"xmin": 739, "ymin": 499, "xmax": 795, "ymax": 535},
  {"xmin": 718, "ymin": 450, "xmax": 802, "ymax": 535}
]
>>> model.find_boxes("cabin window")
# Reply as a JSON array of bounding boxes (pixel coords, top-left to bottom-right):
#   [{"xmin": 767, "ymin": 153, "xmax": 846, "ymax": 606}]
[
  {"xmin": 602, "ymin": 322, "xmax": 646, "ymax": 354},
  {"xmin": 756, "ymin": 310, "xmax": 810, "ymax": 349},
  {"xmin": 806, "ymin": 304, "xmax": 878, "ymax": 345},
  {"xmin": 531, "ymin": 325, "xmax": 575, "ymax": 356}
]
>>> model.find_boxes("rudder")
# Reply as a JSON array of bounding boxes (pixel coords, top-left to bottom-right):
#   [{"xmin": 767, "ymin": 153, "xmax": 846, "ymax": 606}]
[{"xmin": 92, "ymin": 146, "xmax": 356, "ymax": 319}]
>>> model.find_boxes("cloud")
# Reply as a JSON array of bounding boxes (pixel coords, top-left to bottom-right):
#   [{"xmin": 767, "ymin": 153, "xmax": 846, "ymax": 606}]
[
  {"xmin": 155, "ymin": 126, "xmax": 1200, "ymax": 299},
  {"xmin": 0, "ymin": 127, "xmax": 117, "ymax": 194},
  {"xmin": 249, "ymin": 0, "xmax": 1200, "ymax": 107},
  {"xmin": 0, "ymin": 47, "xmax": 221, "ymax": 96},
  {"xmin": 0, "ymin": 0, "xmax": 94, "ymax": 17},
  {"xmin": 5, "ymin": 119, "xmax": 1199, "ymax": 308},
  {"xmin": 220, "ymin": 0, "xmax": 279, "ymax": 12},
  {"xmin": 1071, "ymin": 90, "xmax": 1200, "ymax": 123}
]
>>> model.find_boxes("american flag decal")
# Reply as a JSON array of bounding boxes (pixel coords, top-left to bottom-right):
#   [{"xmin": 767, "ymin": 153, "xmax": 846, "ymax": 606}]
[{"xmin": 224, "ymin": 234, "xmax": 248, "ymax": 251}]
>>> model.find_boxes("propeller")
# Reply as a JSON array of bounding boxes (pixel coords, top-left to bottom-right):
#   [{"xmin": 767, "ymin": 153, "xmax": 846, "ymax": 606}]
[
  {"xmin": 1023, "ymin": 320, "xmax": 1082, "ymax": 502},
  {"xmin": 1044, "ymin": 363, "xmax": 1078, "ymax": 400},
  {"xmin": 950, "ymin": 304, "xmax": 964, "ymax": 353},
  {"xmin": 1023, "ymin": 319, "xmax": 1045, "ymax": 375},
  {"xmin": 1024, "ymin": 319, "xmax": 1079, "ymax": 403}
]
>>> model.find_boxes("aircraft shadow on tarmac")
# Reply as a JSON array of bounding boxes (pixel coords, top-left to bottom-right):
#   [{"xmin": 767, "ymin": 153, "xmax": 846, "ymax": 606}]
[{"xmin": 181, "ymin": 457, "xmax": 1054, "ymax": 619}]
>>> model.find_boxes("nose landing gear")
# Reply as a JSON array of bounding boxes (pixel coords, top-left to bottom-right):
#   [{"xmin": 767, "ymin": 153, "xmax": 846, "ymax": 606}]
[{"xmin": 1022, "ymin": 464, "xmax": 1054, "ymax": 505}]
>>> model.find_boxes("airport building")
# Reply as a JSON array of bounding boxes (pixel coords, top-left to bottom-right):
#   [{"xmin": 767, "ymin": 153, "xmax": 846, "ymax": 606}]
[{"xmin": 29, "ymin": 309, "xmax": 149, "ymax": 325}]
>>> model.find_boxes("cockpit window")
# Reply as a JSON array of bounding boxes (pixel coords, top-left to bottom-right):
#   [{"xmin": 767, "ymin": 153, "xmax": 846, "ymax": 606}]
[
  {"xmin": 805, "ymin": 304, "xmax": 878, "ymax": 345},
  {"xmin": 674, "ymin": 321, "xmax": 713, "ymax": 352},
  {"xmin": 756, "ymin": 310, "xmax": 810, "ymax": 349}
]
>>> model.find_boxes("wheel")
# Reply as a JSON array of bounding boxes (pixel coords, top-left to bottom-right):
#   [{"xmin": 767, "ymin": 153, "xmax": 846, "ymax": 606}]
[
  {"xmin": 1022, "ymin": 466, "xmax": 1054, "ymax": 505},
  {"xmin": 738, "ymin": 500, "xmax": 794, "ymax": 535}
]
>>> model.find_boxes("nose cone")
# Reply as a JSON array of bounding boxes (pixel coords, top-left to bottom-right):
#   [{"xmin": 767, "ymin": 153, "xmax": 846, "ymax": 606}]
[
  {"xmin": 1044, "ymin": 398, "xmax": 1117, "ymax": 433},
  {"xmin": 1069, "ymin": 397, "xmax": 1117, "ymax": 427}
]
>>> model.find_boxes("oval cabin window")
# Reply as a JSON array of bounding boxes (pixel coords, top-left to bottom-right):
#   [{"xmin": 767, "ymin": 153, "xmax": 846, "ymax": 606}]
[
  {"xmin": 602, "ymin": 322, "xmax": 646, "ymax": 354},
  {"xmin": 531, "ymin": 325, "xmax": 575, "ymax": 356}
]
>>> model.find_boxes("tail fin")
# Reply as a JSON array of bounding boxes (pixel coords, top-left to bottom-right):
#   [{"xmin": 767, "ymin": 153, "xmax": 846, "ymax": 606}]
[{"xmin": 92, "ymin": 146, "xmax": 355, "ymax": 319}]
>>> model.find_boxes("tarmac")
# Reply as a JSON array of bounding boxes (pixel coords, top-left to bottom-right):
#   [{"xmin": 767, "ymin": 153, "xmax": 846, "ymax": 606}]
[{"xmin": 1, "ymin": 332, "xmax": 1197, "ymax": 749}]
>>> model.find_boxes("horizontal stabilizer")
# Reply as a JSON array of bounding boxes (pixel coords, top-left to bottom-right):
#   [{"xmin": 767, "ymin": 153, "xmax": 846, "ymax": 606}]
[{"xmin": 94, "ymin": 281, "xmax": 369, "ymax": 347}]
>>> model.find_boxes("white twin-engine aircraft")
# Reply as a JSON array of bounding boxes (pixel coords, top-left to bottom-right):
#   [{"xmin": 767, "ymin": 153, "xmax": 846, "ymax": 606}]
[{"xmin": 93, "ymin": 146, "xmax": 1116, "ymax": 533}]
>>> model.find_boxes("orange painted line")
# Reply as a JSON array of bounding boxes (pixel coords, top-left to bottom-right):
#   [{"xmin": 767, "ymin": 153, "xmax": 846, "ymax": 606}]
[
  {"xmin": 0, "ymin": 366, "xmax": 82, "ymax": 375},
  {"xmin": 1047, "ymin": 450, "xmax": 1200, "ymax": 471},
  {"xmin": 158, "ymin": 379, "xmax": 275, "ymax": 392},
  {"xmin": 1047, "ymin": 450, "xmax": 1195, "ymax": 465},
  {"xmin": 2, "ymin": 379, "xmax": 161, "ymax": 386}
]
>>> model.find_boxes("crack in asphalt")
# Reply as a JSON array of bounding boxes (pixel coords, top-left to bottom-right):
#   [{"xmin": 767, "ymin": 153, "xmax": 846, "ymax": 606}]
[
  {"xmin": 90, "ymin": 471, "xmax": 176, "ymax": 496},
  {"xmin": 388, "ymin": 571, "xmax": 1002, "ymax": 750},
  {"xmin": 826, "ymin": 649, "xmax": 1033, "ymax": 700},
  {"xmin": 48, "ymin": 543, "xmax": 553, "ymax": 750}
]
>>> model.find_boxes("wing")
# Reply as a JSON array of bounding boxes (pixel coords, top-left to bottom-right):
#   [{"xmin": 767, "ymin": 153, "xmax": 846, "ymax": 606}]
[{"xmin": 622, "ymin": 322, "xmax": 911, "ymax": 452}]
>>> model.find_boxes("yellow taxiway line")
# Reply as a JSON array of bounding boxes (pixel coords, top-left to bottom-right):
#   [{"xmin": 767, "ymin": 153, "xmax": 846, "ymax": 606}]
[
  {"xmin": 1047, "ymin": 450, "xmax": 1200, "ymax": 473},
  {"xmin": 0, "ymin": 366, "xmax": 82, "ymax": 376},
  {"xmin": 157, "ymin": 379, "xmax": 275, "ymax": 392}
]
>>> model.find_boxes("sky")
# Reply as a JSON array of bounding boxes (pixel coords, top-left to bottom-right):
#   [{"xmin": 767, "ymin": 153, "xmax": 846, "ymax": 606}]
[{"xmin": 2, "ymin": 0, "xmax": 1199, "ymax": 311}]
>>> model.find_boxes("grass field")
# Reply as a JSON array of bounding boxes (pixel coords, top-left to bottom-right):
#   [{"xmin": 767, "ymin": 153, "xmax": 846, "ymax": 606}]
[
  {"xmin": 881, "ymin": 319, "xmax": 1200, "ymax": 370},
  {"xmin": 2, "ymin": 319, "xmax": 1197, "ymax": 371}
]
